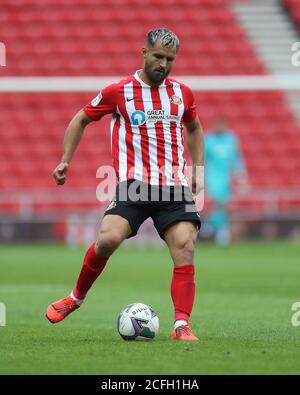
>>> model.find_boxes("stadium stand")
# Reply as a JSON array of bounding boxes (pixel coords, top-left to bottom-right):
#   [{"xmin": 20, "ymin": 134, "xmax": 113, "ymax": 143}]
[
  {"xmin": 0, "ymin": 0, "xmax": 300, "ymax": 221},
  {"xmin": 0, "ymin": 0, "xmax": 266, "ymax": 76},
  {"xmin": 1, "ymin": 89, "xmax": 299, "ymax": 216}
]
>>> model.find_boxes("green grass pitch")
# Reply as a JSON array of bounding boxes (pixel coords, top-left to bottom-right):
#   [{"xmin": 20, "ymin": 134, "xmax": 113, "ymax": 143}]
[{"xmin": 0, "ymin": 241, "xmax": 300, "ymax": 374}]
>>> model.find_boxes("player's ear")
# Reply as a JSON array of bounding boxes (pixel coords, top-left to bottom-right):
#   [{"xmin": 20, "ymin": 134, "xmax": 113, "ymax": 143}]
[{"xmin": 142, "ymin": 47, "xmax": 148, "ymax": 58}]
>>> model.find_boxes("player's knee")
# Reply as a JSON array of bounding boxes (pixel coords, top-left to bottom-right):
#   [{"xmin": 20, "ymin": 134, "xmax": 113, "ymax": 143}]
[
  {"xmin": 173, "ymin": 230, "xmax": 197, "ymax": 257},
  {"xmin": 181, "ymin": 238, "xmax": 196, "ymax": 257},
  {"xmin": 95, "ymin": 230, "xmax": 123, "ymax": 256},
  {"xmin": 171, "ymin": 238, "xmax": 193, "ymax": 257}
]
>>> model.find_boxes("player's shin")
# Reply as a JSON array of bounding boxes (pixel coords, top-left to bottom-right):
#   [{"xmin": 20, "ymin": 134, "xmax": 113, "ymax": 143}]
[
  {"xmin": 71, "ymin": 243, "xmax": 109, "ymax": 301},
  {"xmin": 171, "ymin": 264, "xmax": 195, "ymax": 326}
]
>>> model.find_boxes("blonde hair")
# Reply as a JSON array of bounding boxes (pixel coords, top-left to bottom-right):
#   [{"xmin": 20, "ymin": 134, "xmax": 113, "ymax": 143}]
[{"xmin": 147, "ymin": 28, "xmax": 180, "ymax": 52}]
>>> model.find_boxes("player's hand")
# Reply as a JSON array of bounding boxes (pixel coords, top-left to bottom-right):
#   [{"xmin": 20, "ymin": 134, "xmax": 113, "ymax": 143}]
[{"xmin": 52, "ymin": 162, "xmax": 69, "ymax": 185}]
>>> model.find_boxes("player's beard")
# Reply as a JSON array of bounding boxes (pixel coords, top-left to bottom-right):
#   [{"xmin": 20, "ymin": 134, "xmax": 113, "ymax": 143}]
[{"xmin": 145, "ymin": 64, "xmax": 169, "ymax": 85}]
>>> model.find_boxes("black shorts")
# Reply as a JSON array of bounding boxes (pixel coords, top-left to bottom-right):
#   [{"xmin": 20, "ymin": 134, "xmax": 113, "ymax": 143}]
[{"xmin": 103, "ymin": 180, "xmax": 201, "ymax": 239}]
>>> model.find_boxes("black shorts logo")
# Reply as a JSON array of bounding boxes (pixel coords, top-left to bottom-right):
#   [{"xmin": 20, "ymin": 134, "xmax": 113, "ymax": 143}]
[{"xmin": 106, "ymin": 200, "xmax": 117, "ymax": 211}]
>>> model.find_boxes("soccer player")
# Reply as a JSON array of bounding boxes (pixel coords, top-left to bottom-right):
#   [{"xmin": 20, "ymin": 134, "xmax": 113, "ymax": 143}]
[
  {"xmin": 203, "ymin": 116, "xmax": 247, "ymax": 245},
  {"xmin": 46, "ymin": 28, "xmax": 204, "ymax": 341}
]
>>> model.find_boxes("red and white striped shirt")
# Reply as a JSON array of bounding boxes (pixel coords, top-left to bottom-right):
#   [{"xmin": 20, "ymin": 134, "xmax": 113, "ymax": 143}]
[{"xmin": 84, "ymin": 70, "xmax": 197, "ymax": 186}]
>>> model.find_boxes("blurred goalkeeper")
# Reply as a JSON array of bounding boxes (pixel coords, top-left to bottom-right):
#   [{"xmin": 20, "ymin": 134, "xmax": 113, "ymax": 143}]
[
  {"xmin": 203, "ymin": 116, "xmax": 247, "ymax": 245},
  {"xmin": 46, "ymin": 28, "xmax": 204, "ymax": 341}
]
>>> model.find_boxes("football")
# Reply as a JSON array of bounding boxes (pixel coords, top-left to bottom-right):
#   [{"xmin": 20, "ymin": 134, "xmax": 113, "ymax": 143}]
[{"xmin": 117, "ymin": 302, "xmax": 159, "ymax": 341}]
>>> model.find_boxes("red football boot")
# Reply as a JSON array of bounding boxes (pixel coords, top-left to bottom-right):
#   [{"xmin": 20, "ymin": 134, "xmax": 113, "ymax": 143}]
[
  {"xmin": 172, "ymin": 322, "xmax": 199, "ymax": 341},
  {"xmin": 46, "ymin": 296, "xmax": 80, "ymax": 324}
]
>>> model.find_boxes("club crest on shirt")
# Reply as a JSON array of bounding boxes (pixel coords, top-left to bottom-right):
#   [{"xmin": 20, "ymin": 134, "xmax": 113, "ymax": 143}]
[
  {"xmin": 91, "ymin": 92, "xmax": 103, "ymax": 107},
  {"xmin": 170, "ymin": 95, "xmax": 182, "ymax": 105}
]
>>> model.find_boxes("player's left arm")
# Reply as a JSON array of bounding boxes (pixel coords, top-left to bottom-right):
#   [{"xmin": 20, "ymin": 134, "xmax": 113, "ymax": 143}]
[{"xmin": 184, "ymin": 116, "xmax": 204, "ymax": 195}]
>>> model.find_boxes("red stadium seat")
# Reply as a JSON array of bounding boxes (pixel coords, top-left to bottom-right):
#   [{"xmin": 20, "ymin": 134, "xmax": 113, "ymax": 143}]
[
  {"xmin": 0, "ymin": 0, "xmax": 299, "ymax": 214},
  {"xmin": 0, "ymin": 0, "xmax": 266, "ymax": 76}
]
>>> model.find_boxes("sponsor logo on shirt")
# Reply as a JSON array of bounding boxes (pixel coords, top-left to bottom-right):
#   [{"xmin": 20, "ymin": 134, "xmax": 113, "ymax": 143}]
[
  {"xmin": 131, "ymin": 110, "xmax": 147, "ymax": 125},
  {"xmin": 131, "ymin": 109, "xmax": 180, "ymax": 125},
  {"xmin": 147, "ymin": 109, "xmax": 165, "ymax": 122}
]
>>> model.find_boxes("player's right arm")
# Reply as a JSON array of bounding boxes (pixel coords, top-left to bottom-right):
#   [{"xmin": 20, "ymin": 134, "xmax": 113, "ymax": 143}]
[
  {"xmin": 52, "ymin": 109, "xmax": 93, "ymax": 185},
  {"xmin": 53, "ymin": 84, "xmax": 118, "ymax": 185}
]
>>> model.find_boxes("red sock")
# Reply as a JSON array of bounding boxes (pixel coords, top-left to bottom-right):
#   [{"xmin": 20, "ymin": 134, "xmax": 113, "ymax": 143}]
[
  {"xmin": 171, "ymin": 264, "xmax": 195, "ymax": 322},
  {"xmin": 72, "ymin": 243, "xmax": 109, "ymax": 300}
]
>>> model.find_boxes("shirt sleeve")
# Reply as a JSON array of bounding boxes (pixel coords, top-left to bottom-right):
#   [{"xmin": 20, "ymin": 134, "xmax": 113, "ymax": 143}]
[
  {"xmin": 83, "ymin": 83, "xmax": 118, "ymax": 121},
  {"xmin": 182, "ymin": 84, "xmax": 197, "ymax": 123}
]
